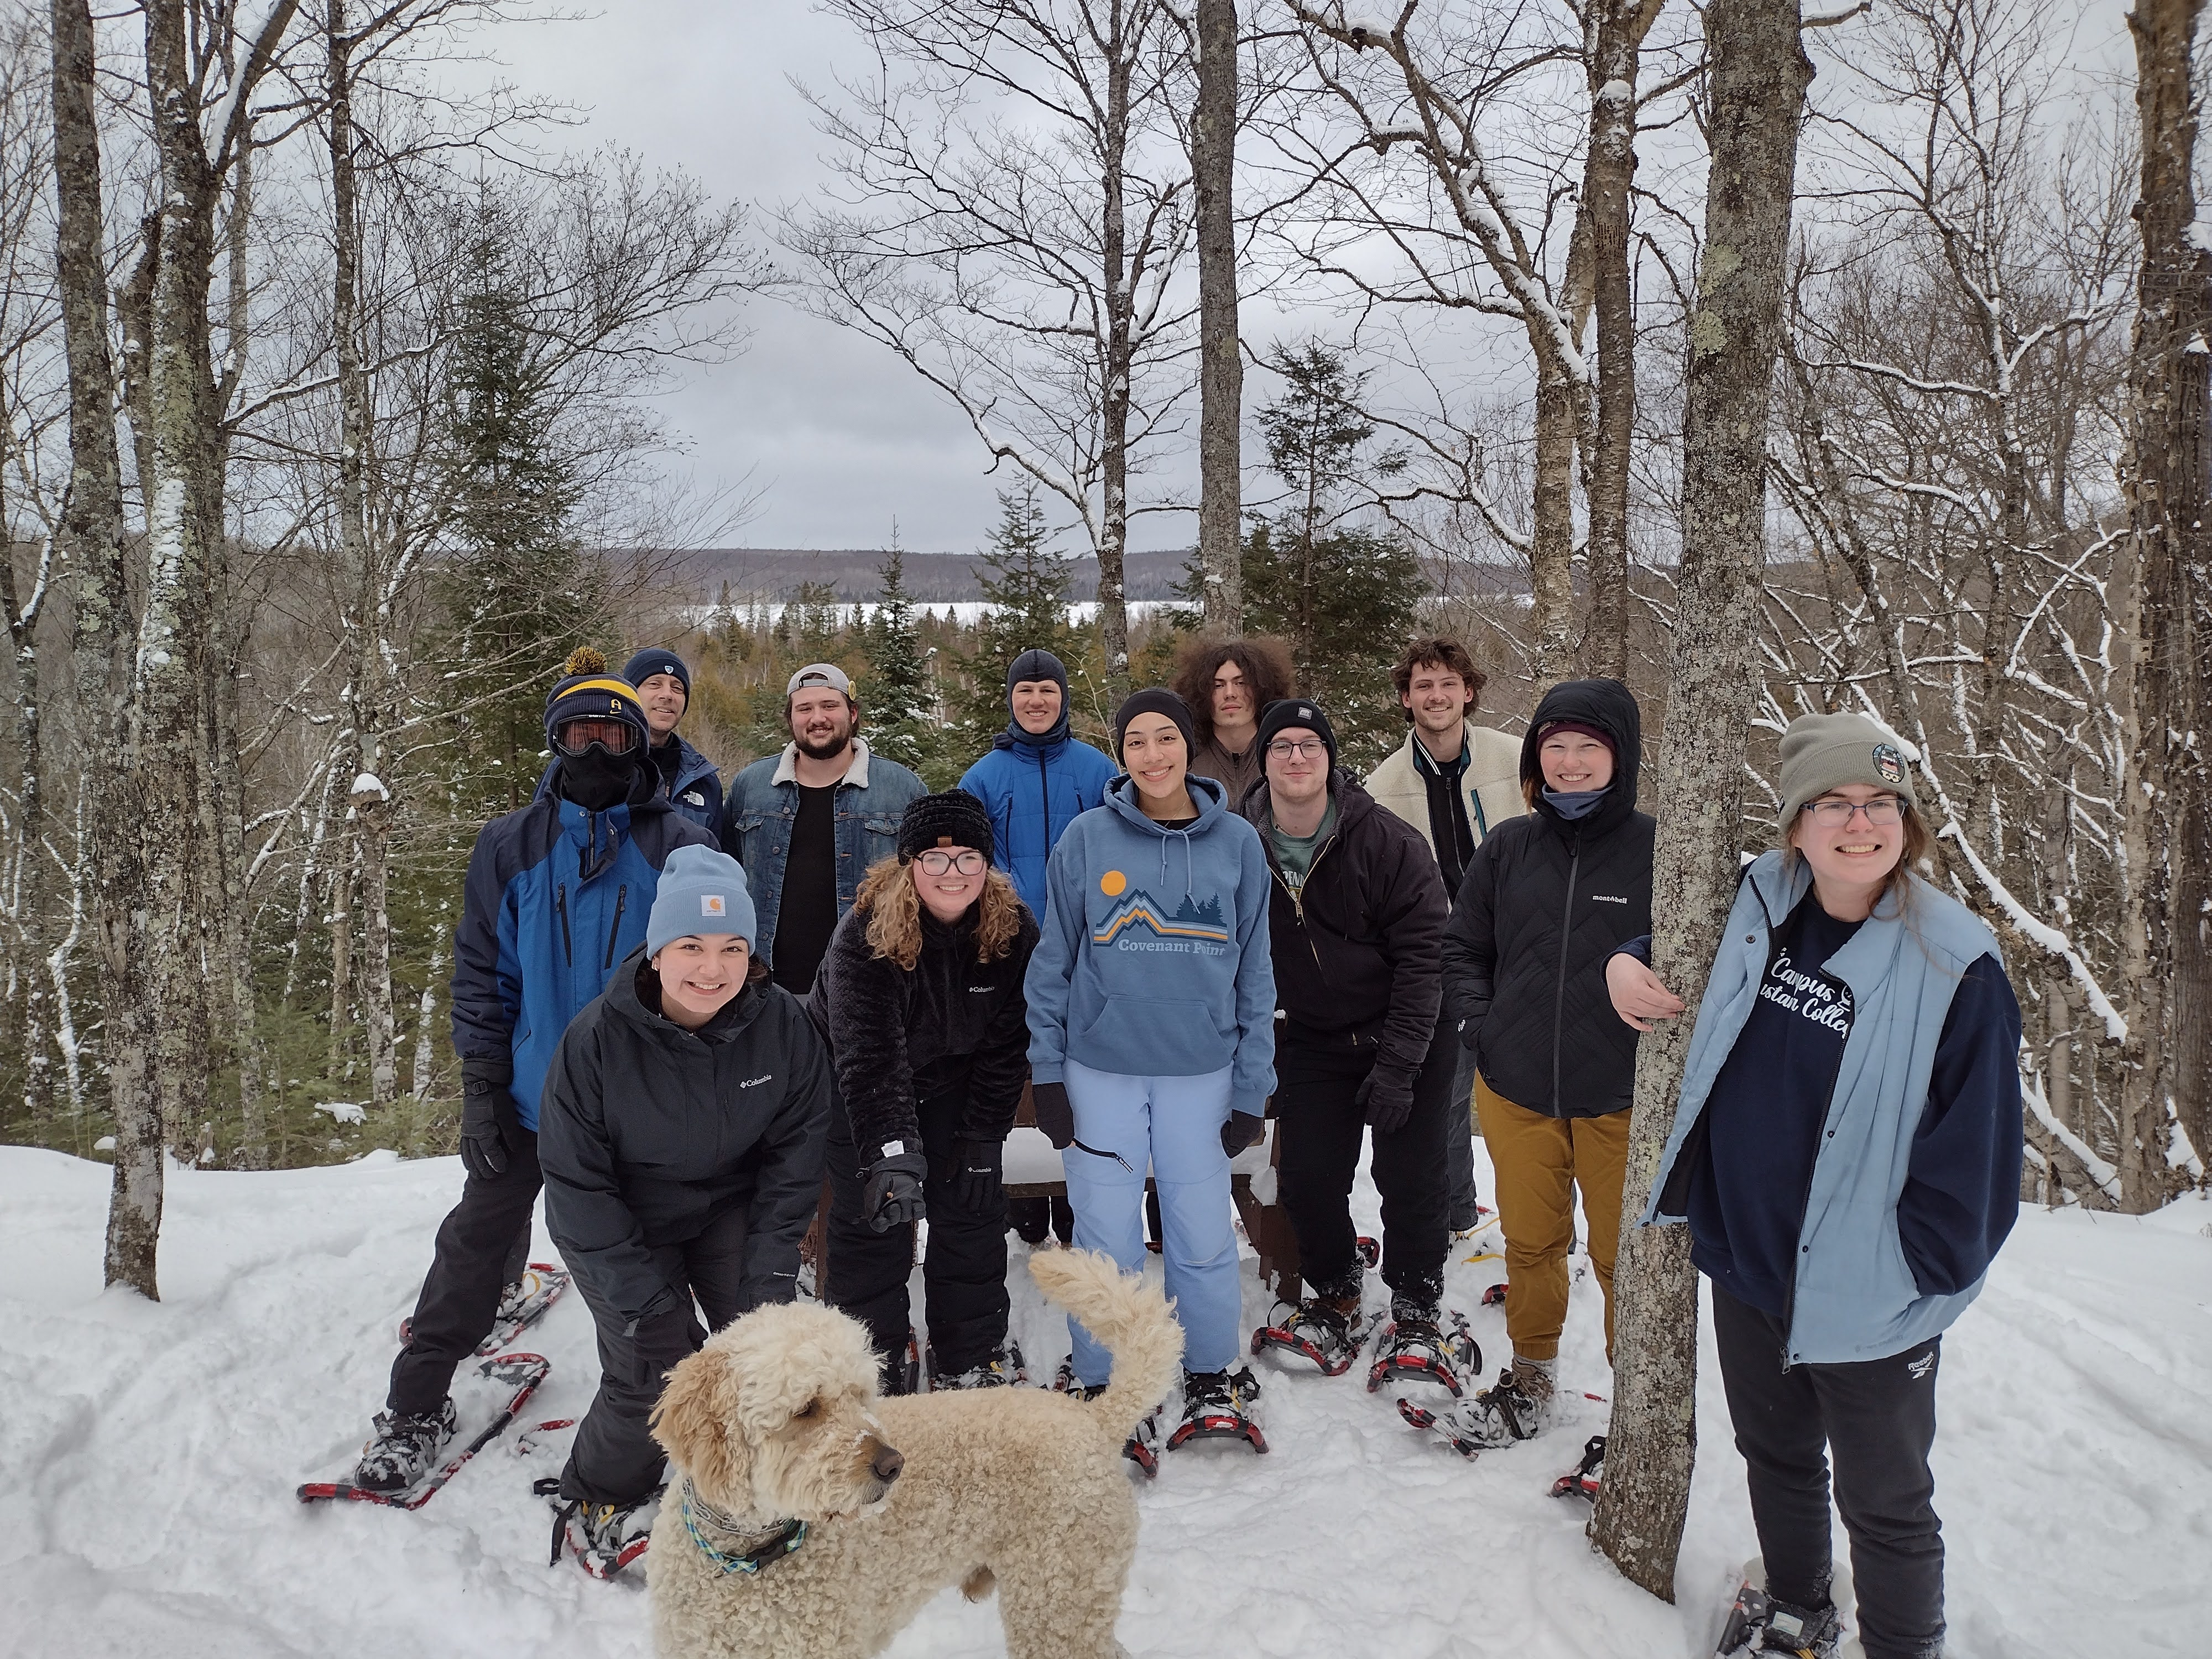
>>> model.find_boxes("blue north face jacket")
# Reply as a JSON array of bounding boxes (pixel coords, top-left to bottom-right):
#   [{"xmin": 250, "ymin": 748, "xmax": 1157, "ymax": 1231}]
[
  {"xmin": 958, "ymin": 731, "xmax": 1118, "ymax": 917},
  {"xmin": 450, "ymin": 787, "xmax": 714, "ymax": 1130}
]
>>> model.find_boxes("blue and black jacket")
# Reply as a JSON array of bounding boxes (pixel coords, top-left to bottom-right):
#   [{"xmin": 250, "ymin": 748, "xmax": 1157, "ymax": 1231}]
[
  {"xmin": 533, "ymin": 732, "xmax": 726, "ymax": 847},
  {"xmin": 451, "ymin": 774, "xmax": 714, "ymax": 1131}
]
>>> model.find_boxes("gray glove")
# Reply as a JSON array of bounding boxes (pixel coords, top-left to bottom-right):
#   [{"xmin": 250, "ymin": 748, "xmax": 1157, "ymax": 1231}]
[
  {"xmin": 459, "ymin": 1060, "xmax": 514, "ymax": 1181},
  {"xmin": 1220, "ymin": 1110, "xmax": 1266, "ymax": 1158},
  {"xmin": 862, "ymin": 1150, "xmax": 929, "ymax": 1233}
]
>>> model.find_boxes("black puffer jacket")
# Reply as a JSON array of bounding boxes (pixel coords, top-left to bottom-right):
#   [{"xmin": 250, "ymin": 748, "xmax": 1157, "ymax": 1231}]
[
  {"xmin": 539, "ymin": 951, "xmax": 832, "ymax": 1327},
  {"xmin": 806, "ymin": 891, "xmax": 1041, "ymax": 1166},
  {"xmin": 1441, "ymin": 678, "xmax": 1655, "ymax": 1118},
  {"xmin": 1240, "ymin": 772, "xmax": 1448, "ymax": 1079}
]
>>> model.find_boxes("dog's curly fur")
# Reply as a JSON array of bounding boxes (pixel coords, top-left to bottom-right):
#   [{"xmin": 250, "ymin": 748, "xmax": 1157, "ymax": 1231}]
[{"xmin": 648, "ymin": 1249, "xmax": 1182, "ymax": 1659}]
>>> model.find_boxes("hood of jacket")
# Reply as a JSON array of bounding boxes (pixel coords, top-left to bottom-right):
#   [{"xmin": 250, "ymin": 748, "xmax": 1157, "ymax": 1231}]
[
  {"xmin": 604, "ymin": 946, "xmax": 769, "ymax": 1049},
  {"xmin": 1522, "ymin": 677, "xmax": 1642, "ymax": 838}
]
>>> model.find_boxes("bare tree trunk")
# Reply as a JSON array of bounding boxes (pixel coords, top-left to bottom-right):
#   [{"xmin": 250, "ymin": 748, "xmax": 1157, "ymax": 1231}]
[
  {"xmin": 1193, "ymin": 0, "xmax": 1242, "ymax": 632},
  {"xmin": 2126, "ymin": 0, "xmax": 2211, "ymax": 1188},
  {"xmin": 1592, "ymin": 0, "xmax": 1812, "ymax": 1598},
  {"xmin": 1530, "ymin": 376, "xmax": 1579, "ymax": 686},
  {"xmin": 1097, "ymin": 0, "xmax": 1136, "ymax": 692},
  {"xmin": 0, "ymin": 513, "xmax": 52, "ymax": 1125}
]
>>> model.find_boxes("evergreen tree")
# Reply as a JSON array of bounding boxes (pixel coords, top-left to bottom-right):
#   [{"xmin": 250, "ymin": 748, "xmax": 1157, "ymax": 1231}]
[
  {"xmin": 953, "ymin": 484, "xmax": 1087, "ymax": 738},
  {"xmin": 862, "ymin": 541, "xmax": 946, "ymax": 776},
  {"xmin": 427, "ymin": 217, "xmax": 603, "ymax": 816}
]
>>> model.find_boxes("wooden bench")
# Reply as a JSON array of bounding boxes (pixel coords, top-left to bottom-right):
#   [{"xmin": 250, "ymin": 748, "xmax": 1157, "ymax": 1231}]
[{"xmin": 802, "ymin": 1087, "xmax": 1310, "ymax": 1303}]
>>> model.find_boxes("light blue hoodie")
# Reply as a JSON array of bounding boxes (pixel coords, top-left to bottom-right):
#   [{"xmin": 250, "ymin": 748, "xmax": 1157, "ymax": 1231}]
[{"xmin": 1024, "ymin": 774, "xmax": 1277, "ymax": 1117}]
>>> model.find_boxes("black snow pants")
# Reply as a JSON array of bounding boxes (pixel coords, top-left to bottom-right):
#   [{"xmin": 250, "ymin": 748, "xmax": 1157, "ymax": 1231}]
[
  {"xmin": 558, "ymin": 1203, "xmax": 758, "ymax": 1506},
  {"xmin": 824, "ymin": 1079, "xmax": 1009, "ymax": 1388},
  {"xmin": 1271, "ymin": 1014, "xmax": 1453, "ymax": 1307},
  {"xmin": 387, "ymin": 1094, "xmax": 540, "ymax": 1416},
  {"xmin": 1712, "ymin": 1285, "xmax": 1946, "ymax": 1659}
]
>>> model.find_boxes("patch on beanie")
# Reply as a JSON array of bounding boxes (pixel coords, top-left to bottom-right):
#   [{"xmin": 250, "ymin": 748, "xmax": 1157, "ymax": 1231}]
[
  {"xmin": 701, "ymin": 894, "xmax": 727, "ymax": 917},
  {"xmin": 1872, "ymin": 743, "xmax": 1905, "ymax": 785}
]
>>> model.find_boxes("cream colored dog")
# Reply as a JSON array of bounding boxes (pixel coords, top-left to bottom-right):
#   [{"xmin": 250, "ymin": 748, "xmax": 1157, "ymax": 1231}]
[{"xmin": 647, "ymin": 1248, "xmax": 1182, "ymax": 1659}]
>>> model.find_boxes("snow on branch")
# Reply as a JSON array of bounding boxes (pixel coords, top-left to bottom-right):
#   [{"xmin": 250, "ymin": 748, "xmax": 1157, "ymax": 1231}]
[
  {"xmin": 2022, "ymin": 1073, "xmax": 2122, "ymax": 1204},
  {"xmin": 1941, "ymin": 824, "xmax": 2127, "ymax": 1042}
]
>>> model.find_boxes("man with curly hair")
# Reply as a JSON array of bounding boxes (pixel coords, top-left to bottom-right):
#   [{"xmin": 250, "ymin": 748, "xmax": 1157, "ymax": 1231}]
[{"xmin": 1171, "ymin": 635, "xmax": 1295, "ymax": 806}]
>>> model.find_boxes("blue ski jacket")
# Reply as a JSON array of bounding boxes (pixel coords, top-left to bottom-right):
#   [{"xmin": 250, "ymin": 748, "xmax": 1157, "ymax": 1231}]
[
  {"xmin": 1636, "ymin": 851, "xmax": 2023, "ymax": 1365},
  {"xmin": 533, "ymin": 732, "xmax": 726, "ymax": 847},
  {"xmin": 450, "ymin": 787, "xmax": 714, "ymax": 1130},
  {"xmin": 958, "ymin": 731, "xmax": 1119, "ymax": 917}
]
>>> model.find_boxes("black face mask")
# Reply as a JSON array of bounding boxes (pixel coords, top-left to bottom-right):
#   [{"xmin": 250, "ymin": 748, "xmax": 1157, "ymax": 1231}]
[{"xmin": 558, "ymin": 744, "xmax": 637, "ymax": 812}]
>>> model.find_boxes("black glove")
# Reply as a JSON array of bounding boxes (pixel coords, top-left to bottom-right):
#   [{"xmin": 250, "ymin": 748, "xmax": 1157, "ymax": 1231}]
[
  {"xmin": 953, "ymin": 1138, "xmax": 1005, "ymax": 1212},
  {"xmin": 1220, "ymin": 1110, "xmax": 1266, "ymax": 1159},
  {"xmin": 459, "ymin": 1061, "xmax": 513, "ymax": 1181},
  {"xmin": 862, "ymin": 1150, "xmax": 929, "ymax": 1233},
  {"xmin": 1355, "ymin": 1068, "xmax": 1417, "ymax": 1135},
  {"xmin": 1031, "ymin": 1081, "xmax": 1075, "ymax": 1151},
  {"xmin": 629, "ymin": 1302, "xmax": 696, "ymax": 1375}
]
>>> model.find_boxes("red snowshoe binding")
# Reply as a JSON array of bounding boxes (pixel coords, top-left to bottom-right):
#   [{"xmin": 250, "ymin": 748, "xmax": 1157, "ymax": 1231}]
[
  {"xmin": 1366, "ymin": 1306, "xmax": 1480, "ymax": 1397},
  {"xmin": 1166, "ymin": 1364, "xmax": 1267, "ymax": 1455},
  {"xmin": 1252, "ymin": 1292, "xmax": 1375, "ymax": 1376},
  {"xmin": 1550, "ymin": 1433, "xmax": 1605, "ymax": 1501}
]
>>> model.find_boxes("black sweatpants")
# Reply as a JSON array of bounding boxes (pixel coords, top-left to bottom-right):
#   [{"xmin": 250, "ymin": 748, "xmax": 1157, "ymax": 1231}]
[
  {"xmin": 825, "ymin": 1081, "xmax": 1009, "ymax": 1386},
  {"xmin": 1271, "ymin": 1015, "xmax": 1453, "ymax": 1306},
  {"xmin": 1712, "ymin": 1285, "xmax": 1945, "ymax": 1659},
  {"xmin": 559, "ymin": 1203, "xmax": 757, "ymax": 1505},
  {"xmin": 387, "ymin": 1102, "xmax": 542, "ymax": 1417}
]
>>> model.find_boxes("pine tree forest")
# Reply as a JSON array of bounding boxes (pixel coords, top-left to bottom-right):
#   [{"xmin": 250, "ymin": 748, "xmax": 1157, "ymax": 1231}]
[{"xmin": 2, "ymin": 0, "xmax": 2206, "ymax": 1394}]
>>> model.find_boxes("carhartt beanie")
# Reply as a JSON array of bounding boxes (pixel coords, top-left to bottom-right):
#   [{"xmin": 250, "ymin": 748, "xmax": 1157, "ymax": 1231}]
[
  {"xmin": 622, "ymin": 647, "xmax": 692, "ymax": 702},
  {"xmin": 1778, "ymin": 712, "xmax": 1918, "ymax": 824},
  {"xmin": 646, "ymin": 844, "xmax": 757, "ymax": 956},
  {"xmin": 897, "ymin": 790, "xmax": 995, "ymax": 863},
  {"xmin": 1005, "ymin": 648, "xmax": 1069, "ymax": 700},
  {"xmin": 1112, "ymin": 688, "xmax": 1197, "ymax": 761},
  {"xmin": 543, "ymin": 647, "xmax": 651, "ymax": 751},
  {"xmin": 1256, "ymin": 697, "xmax": 1338, "ymax": 769}
]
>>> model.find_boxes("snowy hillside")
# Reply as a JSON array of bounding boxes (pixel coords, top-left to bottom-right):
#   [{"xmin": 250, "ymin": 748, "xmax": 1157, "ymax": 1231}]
[{"xmin": 2, "ymin": 1144, "xmax": 2205, "ymax": 1658}]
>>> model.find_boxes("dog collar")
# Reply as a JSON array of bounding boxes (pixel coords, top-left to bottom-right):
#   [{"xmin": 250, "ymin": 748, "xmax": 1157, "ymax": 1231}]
[{"xmin": 680, "ymin": 1483, "xmax": 808, "ymax": 1576}]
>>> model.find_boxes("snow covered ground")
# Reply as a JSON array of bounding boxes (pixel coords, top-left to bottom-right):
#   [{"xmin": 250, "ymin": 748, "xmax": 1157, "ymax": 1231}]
[{"xmin": 2, "ymin": 1142, "xmax": 2206, "ymax": 1658}]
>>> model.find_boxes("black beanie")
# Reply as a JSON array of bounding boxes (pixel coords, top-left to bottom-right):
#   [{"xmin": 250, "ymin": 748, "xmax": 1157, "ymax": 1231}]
[
  {"xmin": 898, "ymin": 790, "xmax": 994, "ymax": 863},
  {"xmin": 1256, "ymin": 697, "xmax": 1337, "ymax": 769},
  {"xmin": 623, "ymin": 646, "xmax": 691, "ymax": 702},
  {"xmin": 1112, "ymin": 687, "xmax": 1197, "ymax": 760},
  {"xmin": 1005, "ymin": 648, "xmax": 1068, "ymax": 699}
]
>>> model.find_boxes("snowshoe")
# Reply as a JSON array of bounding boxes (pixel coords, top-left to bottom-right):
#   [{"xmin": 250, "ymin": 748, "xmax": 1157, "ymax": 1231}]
[
  {"xmin": 1366, "ymin": 1306, "xmax": 1480, "ymax": 1397},
  {"xmin": 1550, "ymin": 1433, "xmax": 1605, "ymax": 1501},
  {"xmin": 1396, "ymin": 1396, "xmax": 1486, "ymax": 1458},
  {"xmin": 930, "ymin": 1340, "xmax": 1028, "ymax": 1390},
  {"xmin": 398, "ymin": 1262, "xmax": 570, "ymax": 1357},
  {"xmin": 1480, "ymin": 1281, "xmax": 1507, "ymax": 1308},
  {"xmin": 1124, "ymin": 1406, "xmax": 1164, "ymax": 1477},
  {"xmin": 1251, "ymin": 1294, "xmax": 1376, "ymax": 1376},
  {"xmin": 542, "ymin": 1481, "xmax": 661, "ymax": 1582},
  {"xmin": 886, "ymin": 1331, "xmax": 924, "ymax": 1396},
  {"xmin": 1397, "ymin": 1362, "xmax": 1554, "ymax": 1457},
  {"xmin": 299, "ymin": 1352, "xmax": 550, "ymax": 1510},
  {"xmin": 1714, "ymin": 1559, "xmax": 1843, "ymax": 1657},
  {"xmin": 1166, "ymin": 1364, "xmax": 1267, "ymax": 1455},
  {"xmin": 1355, "ymin": 1234, "xmax": 1380, "ymax": 1270},
  {"xmin": 1051, "ymin": 1354, "xmax": 1080, "ymax": 1394}
]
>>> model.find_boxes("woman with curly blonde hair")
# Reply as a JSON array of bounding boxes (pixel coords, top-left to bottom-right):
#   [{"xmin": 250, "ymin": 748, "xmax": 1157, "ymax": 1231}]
[{"xmin": 806, "ymin": 790, "xmax": 1041, "ymax": 1391}]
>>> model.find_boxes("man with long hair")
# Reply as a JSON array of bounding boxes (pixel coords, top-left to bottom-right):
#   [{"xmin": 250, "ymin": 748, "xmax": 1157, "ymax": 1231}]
[{"xmin": 1171, "ymin": 635, "xmax": 1293, "ymax": 806}]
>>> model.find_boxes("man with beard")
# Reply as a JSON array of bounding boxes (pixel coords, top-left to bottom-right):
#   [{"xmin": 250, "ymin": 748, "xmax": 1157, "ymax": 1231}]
[
  {"xmin": 724, "ymin": 662, "xmax": 926, "ymax": 995},
  {"xmin": 345, "ymin": 649, "xmax": 714, "ymax": 1496}
]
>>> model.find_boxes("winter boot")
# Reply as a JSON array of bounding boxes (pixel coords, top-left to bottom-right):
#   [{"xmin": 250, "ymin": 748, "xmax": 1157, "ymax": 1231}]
[
  {"xmin": 1251, "ymin": 1266, "xmax": 1371, "ymax": 1376},
  {"xmin": 932, "ymin": 1340, "xmax": 1028, "ymax": 1390},
  {"xmin": 349, "ymin": 1397, "xmax": 458, "ymax": 1495},
  {"xmin": 1166, "ymin": 1364, "xmax": 1267, "ymax": 1455},
  {"xmin": 547, "ymin": 1485, "xmax": 663, "ymax": 1580},
  {"xmin": 1446, "ymin": 1357, "xmax": 1557, "ymax": 1449}
]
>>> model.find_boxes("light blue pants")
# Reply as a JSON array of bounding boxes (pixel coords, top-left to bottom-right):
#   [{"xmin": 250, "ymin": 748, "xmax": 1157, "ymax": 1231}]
[{"xmin": 1061, "ymin": 1058, "xmax": 1240, "ymax": 1384}]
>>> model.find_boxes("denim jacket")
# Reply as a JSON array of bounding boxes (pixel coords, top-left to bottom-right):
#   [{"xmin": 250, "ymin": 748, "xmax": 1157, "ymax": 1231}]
[{"xmin": 722, "ymin": 737, "xmax": 926, "ymax": 972}]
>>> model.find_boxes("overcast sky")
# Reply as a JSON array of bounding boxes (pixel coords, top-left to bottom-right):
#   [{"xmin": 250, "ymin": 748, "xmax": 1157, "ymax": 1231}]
[{"xmin": 457, "ymin": 0, "xmax": 2142, "ymax": 559}]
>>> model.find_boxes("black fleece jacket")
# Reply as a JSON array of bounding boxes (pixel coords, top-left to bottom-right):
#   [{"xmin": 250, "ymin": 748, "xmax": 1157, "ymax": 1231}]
[
  {"xmin": 539, "ymin": 950, "xmax": 832, "ymax": 1329},
  {"xmin": 1239, "ymin": 772, "xmax": 1448, "ymax": 1079},
  {"xmin": 806, "ymin": 894, "xmax": 1041, "ymax": 1166},
  {"xmin": 1441, "ymin": 678, "xmax": 1655, "ymax": 1118}
]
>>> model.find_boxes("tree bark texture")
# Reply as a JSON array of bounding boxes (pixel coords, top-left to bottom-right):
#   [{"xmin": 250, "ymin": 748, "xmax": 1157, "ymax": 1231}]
[
  {"xmin": 2125, "ymin": 0, "xmax": 2211, "ymax": 1193},
  {"xmin": 1591, "ymin": 0, "xmax": 1812, "ymax": 1599},
  {"xmin": 1193, "ymin": 0, "xmax": 1243, "ymax": 633},
  {"xmin": 1097, "ymin": 0, "xmax": 1136, "ymax": 692}
]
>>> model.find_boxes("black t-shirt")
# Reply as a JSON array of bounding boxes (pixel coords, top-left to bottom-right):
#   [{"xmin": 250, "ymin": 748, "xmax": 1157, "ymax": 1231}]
[
  {"xmin": 1688, "ymin": 893, "xmax": 1861, "ymax": 1316},
  {"xmin": 1415, "ymin": 740, "xmax": 1475, "ymax": 895},
  {"xmin": 773, "ymin": 783, "xmax": 839, "ymax": 996}
]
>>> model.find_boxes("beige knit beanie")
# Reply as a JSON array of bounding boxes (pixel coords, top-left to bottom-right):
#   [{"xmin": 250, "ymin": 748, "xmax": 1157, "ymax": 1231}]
[{"xmin": 1777, "ymin": 712, "xmax": 1916, "ymax": 823}]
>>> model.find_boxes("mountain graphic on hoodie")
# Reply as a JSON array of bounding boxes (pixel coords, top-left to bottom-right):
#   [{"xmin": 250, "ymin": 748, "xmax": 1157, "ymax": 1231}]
[{"xmin": 1091, "ymin": 888, "xmax": 1230, "ymax": 947}]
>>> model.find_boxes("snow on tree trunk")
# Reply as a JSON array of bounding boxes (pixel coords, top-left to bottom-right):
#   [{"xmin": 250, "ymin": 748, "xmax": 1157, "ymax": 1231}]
[
  {"xmin": 1591, "ymin": 0, "xmax": 1812, "ymax": 1600},
  {"xmin": 1193, "ymin": 0, "xmax": 1243, "ymax": 634},
  {"xmin": 411, "ymin": 924, "xmax": 447, "ymax": 1102}
]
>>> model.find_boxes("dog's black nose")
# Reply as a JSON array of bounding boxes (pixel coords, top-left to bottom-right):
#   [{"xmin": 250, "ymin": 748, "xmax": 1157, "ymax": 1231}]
[{"xmin": 872, "ymin": 1446, "xmax": 905, "ymax": 1485}]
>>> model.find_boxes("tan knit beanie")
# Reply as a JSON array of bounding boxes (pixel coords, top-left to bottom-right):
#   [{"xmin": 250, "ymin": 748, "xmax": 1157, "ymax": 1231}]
[{"xmin": 1777, "ymin": 712, "xmax": 1916, "ymax": 823}]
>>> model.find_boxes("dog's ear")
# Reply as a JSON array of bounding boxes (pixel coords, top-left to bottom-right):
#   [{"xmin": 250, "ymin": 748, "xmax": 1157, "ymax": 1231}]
[{"xmin": 652, "ymin": 1343, "xmax": 750, "ymax": 1502}]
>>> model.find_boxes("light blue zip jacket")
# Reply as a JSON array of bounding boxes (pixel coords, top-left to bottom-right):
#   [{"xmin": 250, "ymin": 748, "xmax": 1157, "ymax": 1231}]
[
  {"xmin": 1024, "ymin": 775, "xmax": 1277, "ymax": 1117},
  {"xmin": 1640, "ymin": 851, "xmax": 2013, "ymax": 1365}
]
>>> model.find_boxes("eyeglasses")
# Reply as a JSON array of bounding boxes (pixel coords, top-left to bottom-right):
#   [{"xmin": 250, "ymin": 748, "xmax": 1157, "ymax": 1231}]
[
  {"xmin": 916, "ymin": 849, "xmax": 987, "ymax": 876},
  {"xmin": 554, "ymin": 719, "xmax": 637, "ymax": 757},
  {"xmin": 1801, "ymin": 796, "xmax": 1905, "ymax": 827},
  {"xmin": 1266, "ymin": 739, "xmax": 1328, "ymax": 761}
]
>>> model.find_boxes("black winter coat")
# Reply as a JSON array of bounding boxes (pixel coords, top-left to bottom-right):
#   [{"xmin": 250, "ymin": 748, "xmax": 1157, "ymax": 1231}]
[
  {"xmin": 1442, "ymin": 678, "xmax": 1655, "ymax": 1118},
  {"xmin": 806, "ymin": 894, "xmax": 1041, "ymax": 1167},
  {"xmin": 1240, "ymin": 773, "xmax": 1448, "ymax": 1080},
  {"xmin": 539, "ymin": 950, "xmax": 832, "ymax": 1328}
]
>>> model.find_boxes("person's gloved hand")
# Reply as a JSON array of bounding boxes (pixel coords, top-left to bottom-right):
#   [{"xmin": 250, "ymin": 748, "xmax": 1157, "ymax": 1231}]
[
  {"xmin": 1220, "ymin": 1110, "xmax": 1266, "ymax": 1159},
  {"xmin": 1031, "ymin": 1081, "xmax": 1074, "ymax": 1150},
  {"xmin": 629, "ymin": 1302, "xmax": 696, "ymax": 1375},
  {"xmin": 953, "ymin": 1138, "xmax": 1005, "ymax": 1212},
  {"xmin": 1355, "ymin": 1068, "xmax": 1417, "ymax": 1135},
  {"xmin": 862, "ymin": 1150, "xmax": 930, "ymax": 1233},
  {"xmin": 459, "ymin": 1060, "xmax": 514, "ymax": 1181}
]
